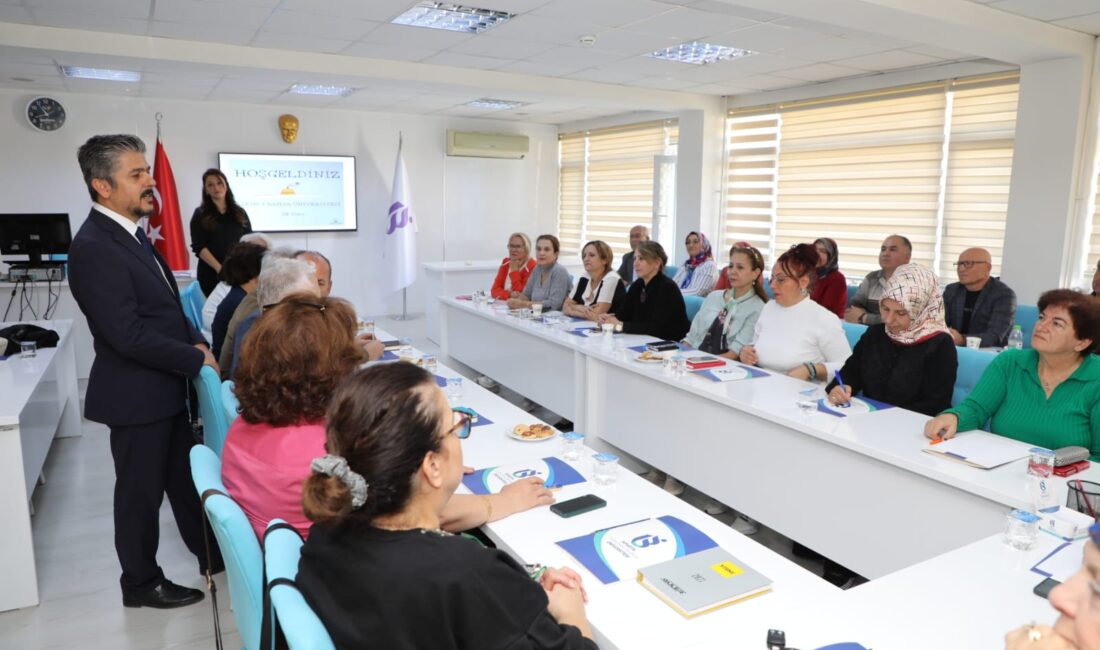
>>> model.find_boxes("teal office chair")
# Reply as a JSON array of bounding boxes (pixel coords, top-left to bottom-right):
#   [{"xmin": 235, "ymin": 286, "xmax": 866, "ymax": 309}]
[
  {"xmin": 193, "ymin": 365, "xmax": 230, "ymax": 457},
  {"xmin": 952, "ymin": 346, "xmax": 997, "ymax": 406},
  {"xmin": 664, "ymin": 263, "xmax": 678, "ymax": 279},
  {"xmin": 841, "ymin": 322, "xmax": 868, "ymax": 350},
  {"xmin": 190, "ymin": 445, "xmax": 264, "ymax": 650},
  {"xmin": 263, "ymin": 520, "xmax": 336, "ymax": 650},
  {"xmin": 181, "ymin": 282, "xmax": 205, "ymax": 332},
  {"xmin": 683, "ymin": 295, "xmax": 704, "ymax": 321},
  {"xmin": 221, "ymin": 380, "xmax": 240, "ymax": 425},
  {"xmin": 1016, "ymin": 305, "xmax": 1039, "ymax": 348}
]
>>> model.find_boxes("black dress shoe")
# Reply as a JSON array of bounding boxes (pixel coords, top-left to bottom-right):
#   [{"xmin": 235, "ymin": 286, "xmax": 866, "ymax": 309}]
[{"xmin": 123, "ymin": 579, "xmax": 205, "ymax": 609}]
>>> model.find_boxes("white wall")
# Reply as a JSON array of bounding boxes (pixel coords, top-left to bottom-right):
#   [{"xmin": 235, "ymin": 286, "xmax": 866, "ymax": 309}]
[{"xmin": 0, "ymin": 88, "xmax": 559, "ymax": 318}]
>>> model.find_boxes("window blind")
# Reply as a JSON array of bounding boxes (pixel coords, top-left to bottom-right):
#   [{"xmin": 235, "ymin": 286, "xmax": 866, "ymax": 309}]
[
  {"xmin": 557, "ymin": 120, "xmax": 677, "ymax": 260},
  {"xmin": 722, "ymin": 72, "xmax": 1019, "ymax": 281}
]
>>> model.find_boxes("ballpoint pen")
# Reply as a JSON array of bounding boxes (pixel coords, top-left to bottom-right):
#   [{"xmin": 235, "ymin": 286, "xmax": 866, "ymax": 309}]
[{"xmin": 832, "ymin": 370, "xmax": 850, "ymax": 408}]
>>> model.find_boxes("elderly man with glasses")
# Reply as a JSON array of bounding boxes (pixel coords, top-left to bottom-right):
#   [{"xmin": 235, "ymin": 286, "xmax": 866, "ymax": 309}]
[{"xmin": 944, "ymin": 247, "xmax": 1017, "ymax": 347}]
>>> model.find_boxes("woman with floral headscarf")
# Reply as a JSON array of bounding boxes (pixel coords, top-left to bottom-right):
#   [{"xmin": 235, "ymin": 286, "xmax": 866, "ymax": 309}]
[
  {"xmin": 811, "ymin": 237, "xmax": 847, "ymax": 318},
  {"xmin": 824, "ymin": 263, "xmax": 957, "ymax": 416},
  {"xmin": 672, "ymin": 231, "xmax": 718, "ymax": 296}
]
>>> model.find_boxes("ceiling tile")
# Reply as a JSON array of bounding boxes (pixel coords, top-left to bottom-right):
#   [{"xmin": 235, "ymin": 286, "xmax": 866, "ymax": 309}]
[
  {"xmin": 0, "ymin": 61, "xmax": 61, "ymax": 79},
  {"xmin": 988, "ymin": 0, "xmax": 1100, "ymax": 21},
  {"xmin": 1053, "ymin": 12, "xmax": 1100, "ymax": 35},
  {"xmin": 422, "ymin": 52, "xmax": 512, "ymax": 70},
  {"xmin": 595, "ymin": 55, "xmax": 697, "ymax": 76},
  {"xmin": 496, "ymin": 60, "xmax": 587, "ymax": 76},
  {"xmin": 707, "ymin": 23, "xmax": 821, "ymax": 53},
  {"xmin": 149, "ymin": 21, "xmax": 257, "ymax": 45},
  {"xmin": 523, "ymin": 45, "xmax": 628, "ymax": 67},
  {"xmin": 488, "ymin": 14, "xmax": 605, "ymax": 45},
  {"xmin": 271, "ymin": 93, "xmax": 343, "ymax": 108},
  {"xmin": 250, "ymin": 32, "xmax": 353, "ymax": 54},
  {"xmin": 687, "ymin": 81, "xmax": 755, "ymax": 95},
  {"xmin": 624, "ymin": 7, "xmax": 759, "ymax": 40},
  {"xmin": 581, "ymin": 29, "xmax": 682, "ymax": 56},
  {"xmin": 684, "ymin": 1, "xmax": 785, "ymax": 21},
  {"xmin": 212, "ymin": 76, "xmax": 291, "ymax": 91},
  {"xmin": 260, "ymin": 10, "xmax": 378, "ymax": 41},
  {"xmin": 1, "ymin": 78, "xmax": 67, "ymax": 93},
  {"xmin": 447, "ymin": 35, "xmax": 555, "ymax": 59},
  {"xmin": 782, "ymin": 36, "xmax": 899, "ymax": 62},
  {"xmin": 773, "ymin": 62, "xmax": 867, "ymax": 82},
  {"xmin": 154, "ymin": 0, "xmax": 273, "ymax": 29},
  {"xmin": 772, "ymin": 17, "xmax": 850, "ymax": 37},
  {"xmin": 28, "ymin": 7, "xmax": 149, "ymax": 34},
  {"xmin": 341, "ymin": 41, "xmax": 437, "ymax": 61},
  {"xmin": 360, "ymin": 22, "xmax": 474, "ymax": 49},
  {"xmin": 532, "ymin": 0, "xmax": 671, "ymax": 29},
  {"xmin": 62, "ymin": 78, "xmax": 142, "ymax": 94},
  {"xmin": 392, "ymin": 94, "xmax": 470, "ymax": 110},
  {"xmin": 622, "ymin": 75, "xmax": 701, "ymax": 90},
  {"xmin": 279, "ymin": 0, "xmax": 413, "ymax": 22},
  {"xmin": 205, "ymin": 86, "xmax": 282, "ymax": 101},
  {"xmin": 139, "ymin": 71, "xmax": 223, "ymax": 87},
  {"xmin": 139, "ymin": 82, "xmax": 214, "ymax": 99},
  {"xmin": 904, "ymin": 43, "xmax": 971, "ymax": 59},
  {"xmin": 25, "ymin": 0, "xmax": 150, "ymax": 20},
  {"xmin": 476, "ymin": 0, "xmax": 556, "ymax": 12},
  {"xmin": 564, "ymin": 67, "xmax": 645, "ymax": 84},
  {"xmin": 0, "ymin": 5, "xmax": 33, "ymax": 22},
  {"xmin": 833, "ymin": 48, "xmax": 945, "ymax": 71}
]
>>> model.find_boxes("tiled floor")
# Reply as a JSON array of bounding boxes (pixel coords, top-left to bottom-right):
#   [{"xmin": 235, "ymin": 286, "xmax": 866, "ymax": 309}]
[{"xmin": 0, "ymin": 314, "xmax": 826, "ymax": 650}]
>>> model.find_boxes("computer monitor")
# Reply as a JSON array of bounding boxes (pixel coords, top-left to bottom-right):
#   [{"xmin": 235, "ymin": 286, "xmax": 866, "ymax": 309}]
[{"xmin": 0, "ymin": 213, "xmax": 72, "ymax": 267}]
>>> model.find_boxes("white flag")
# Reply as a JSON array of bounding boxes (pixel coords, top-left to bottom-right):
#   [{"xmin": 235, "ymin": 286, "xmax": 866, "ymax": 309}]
[{"xmin": 382, "ymin": 139, "xmax": 417, "ymax": 293}]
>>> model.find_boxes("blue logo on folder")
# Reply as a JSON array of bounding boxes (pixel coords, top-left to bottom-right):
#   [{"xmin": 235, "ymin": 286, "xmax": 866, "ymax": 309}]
[{"xmin": 461, "ymin": 457, "xmax": 585, "ymax": 495}]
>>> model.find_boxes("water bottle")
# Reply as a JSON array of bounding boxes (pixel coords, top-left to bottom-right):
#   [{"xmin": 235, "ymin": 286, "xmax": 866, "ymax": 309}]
[
  {"xmin": 1027, "ymin": 447, "xmax": 1058, "ymax": 513},
  {"xmin": 1008, "ymin": 325, "xmax": 1024, "ymax": 351}
]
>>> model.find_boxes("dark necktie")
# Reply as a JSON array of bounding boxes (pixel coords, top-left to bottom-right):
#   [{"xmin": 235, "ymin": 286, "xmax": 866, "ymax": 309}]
[{"xmin": 135, "ymin": 226, "xmax": 157, "ymax": 259}]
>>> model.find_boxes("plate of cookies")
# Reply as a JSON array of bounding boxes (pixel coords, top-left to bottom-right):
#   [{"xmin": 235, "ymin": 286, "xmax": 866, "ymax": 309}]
[
  {"xmin": 634, "ymin": 350, "xmax": 667, "ymax": 363},
  {"xmin": 508, "ymin": 423, "xmax": 558, "ymax": 442}
]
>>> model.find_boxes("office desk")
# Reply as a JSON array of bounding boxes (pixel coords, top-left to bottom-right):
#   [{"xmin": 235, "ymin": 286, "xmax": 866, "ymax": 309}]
[
  {"xmin": 438, "ymin": 296, "xmax": 1094, "ymax": 579},
  {"xmin": 0, "ymin": 319, "xmax": 81, "ymax": 611}
]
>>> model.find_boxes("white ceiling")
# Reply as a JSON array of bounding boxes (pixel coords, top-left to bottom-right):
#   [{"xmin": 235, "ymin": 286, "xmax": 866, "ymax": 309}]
[{"xmin": 0, "ymin": 0, "xmax": 1093, "ymax": 123}]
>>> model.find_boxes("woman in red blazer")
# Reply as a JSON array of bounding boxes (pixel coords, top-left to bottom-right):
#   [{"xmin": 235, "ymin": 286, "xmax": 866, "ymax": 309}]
[
  {"xmin": 490, "ymin": 232, "xmax": 537, "ymax": 300},
  {"xmin": 811, "ymin": 237, "xmax": 848, "ymax": 318}
]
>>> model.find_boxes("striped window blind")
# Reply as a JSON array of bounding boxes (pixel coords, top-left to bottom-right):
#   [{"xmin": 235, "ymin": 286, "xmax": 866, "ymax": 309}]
[
  {"xmin": 557, "ymin": 120, "xmax": 678, "ymax": 260},
  {"xmin": 723, "ymin": 72, "xmax": 1019, "ymax": 281}
]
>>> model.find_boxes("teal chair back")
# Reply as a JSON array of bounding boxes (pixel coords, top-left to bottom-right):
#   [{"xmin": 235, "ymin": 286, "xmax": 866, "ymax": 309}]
[
  {"xmin": 683, "ymin": 295, "xmax": 704, "ymax": 321},
  {"xmin": 952, "ymin": 346, "xmax": 997, "ymax": 406},
  {"xmin": 193, "ymin": 365, "xmax": 230, "ymax": 457},
  {"xmin": 263, "ymin": 520, "xmax": 336, "ymax": 650},
  {"xmin": 1016, "ymin": 305, "xmax": 1039, "ymax": 349},
  {"xmin": 762, "ymin": 275, "xmax": 774, "ymax": 299},
  {"xmin": 846, "ymin": 284, "xmax": 858, "ymax": 306},
  {"xmin": 190, "ymin": 446, "xmax": 264, "ymax": 650},
  {"xmin": 664, "ymin": 264, "xmax": 678, "ymax": 279},
  {"xmin": 221, "ymin": 380, "xmax": 240, "ymax": 425},
  {"xmin": 841, "ymin": 322, "xmax": 868, "ymax": 349},
  {"xmin": 181, "ymin": 282, "xmax": 205, "ymax": 332}
]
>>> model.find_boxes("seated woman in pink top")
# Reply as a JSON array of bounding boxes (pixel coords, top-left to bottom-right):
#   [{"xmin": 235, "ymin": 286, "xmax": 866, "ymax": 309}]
[
  {"xmin": 222, "ymin": 295, "xmax": 362, "ymax": 539},
  {"xmin": 222, "ymin": 294, "xmax": 557, "ymax": 540}
]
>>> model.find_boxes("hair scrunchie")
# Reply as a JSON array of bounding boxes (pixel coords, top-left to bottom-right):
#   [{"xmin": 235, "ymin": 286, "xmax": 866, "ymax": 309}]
[{"xmin": 311, "ymin": 454, "xmax": 369, "ymax": 509}]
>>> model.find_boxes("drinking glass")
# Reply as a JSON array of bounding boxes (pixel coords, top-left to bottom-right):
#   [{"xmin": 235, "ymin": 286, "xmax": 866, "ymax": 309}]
[
  {"xmin": 19, "ymin": 340, "xmax": 37, "ymax": 358},
  {"xmin": 446, "ymin": 377, "xmax": 464, "ymax": 403},
  {"xmin": 561, "ymin": 432, "xmax": 585, "ymax": 462},
  {"xmin": 592, "ymin": 452, "xmax": 619, "ymax": 485}
]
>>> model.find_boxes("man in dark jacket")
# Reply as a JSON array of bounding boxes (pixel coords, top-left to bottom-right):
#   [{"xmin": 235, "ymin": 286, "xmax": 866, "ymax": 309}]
[{"xmin": 944, "ymin": 247, "xmax": 1017, "ymax": 348}]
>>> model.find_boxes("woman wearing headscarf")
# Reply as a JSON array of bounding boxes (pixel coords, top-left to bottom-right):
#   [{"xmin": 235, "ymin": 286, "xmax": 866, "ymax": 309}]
[
  {"xmin": 672, "ymin": 231, "xmax": 718, "ymax": 296},
  {"xmin": 811, "ymin": 237, "xmax": 847, "ymax": 318},
  {"xmin": 825, "ymin": 263, "xmax": 957, "ymax": 416}
]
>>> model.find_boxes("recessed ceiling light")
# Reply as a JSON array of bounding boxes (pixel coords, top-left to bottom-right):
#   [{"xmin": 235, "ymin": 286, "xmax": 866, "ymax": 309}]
[
  {"xmin": 59, "ymin": 65, "xmax": 141, "ymax": 82},
  {"xmin": 466, "ymin": 98, "xmax": 529, "ymax": 110},
  {"xmin": 288, "ymin": 84, "xmax": 356, "ymax": 97},
  {"xmin": 392, "ymin": 2, "xmax": 514, "ymax": 33},
  {"xmin": 646, "ymin": 41, "xmax": 755, "ymax": 65}
]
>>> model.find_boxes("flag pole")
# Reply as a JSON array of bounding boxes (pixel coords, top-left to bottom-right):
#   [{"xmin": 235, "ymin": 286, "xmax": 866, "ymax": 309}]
[{"xmin": 391, "ymin": 131, "xmax": 416, "ymax": 321}]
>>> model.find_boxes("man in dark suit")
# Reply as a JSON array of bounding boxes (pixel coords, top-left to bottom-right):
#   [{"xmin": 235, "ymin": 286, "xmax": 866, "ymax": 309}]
[
  {"xmin": 69, "ymin": 134, "xmax": 220, "ymax": 609},
  {"xmin": 616, "ymin": 224, "xmax": 649, "ymax": 285}
]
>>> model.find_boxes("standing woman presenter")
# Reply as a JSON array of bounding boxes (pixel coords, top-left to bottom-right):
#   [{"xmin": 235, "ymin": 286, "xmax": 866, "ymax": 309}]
[{"xmin": 190, "ymin": 168, "xmax": 252, "ymax": 296}]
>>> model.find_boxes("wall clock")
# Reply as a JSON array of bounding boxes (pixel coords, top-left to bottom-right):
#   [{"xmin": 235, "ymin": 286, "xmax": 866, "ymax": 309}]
[{"xmin": 26, "ymin": 96, "xmax": 66, "ymax": 132}]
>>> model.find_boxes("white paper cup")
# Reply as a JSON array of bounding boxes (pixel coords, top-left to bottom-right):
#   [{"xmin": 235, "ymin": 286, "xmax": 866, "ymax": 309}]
[{"xmin": 966, "ymin": 336, "xmax": 981, "ymax": 349}]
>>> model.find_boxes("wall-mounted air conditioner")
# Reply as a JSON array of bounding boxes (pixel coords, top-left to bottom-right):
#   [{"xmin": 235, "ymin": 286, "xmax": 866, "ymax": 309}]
[{"xmin": 446, "ymin": 130, "xmax": 529, "ymax": 159}]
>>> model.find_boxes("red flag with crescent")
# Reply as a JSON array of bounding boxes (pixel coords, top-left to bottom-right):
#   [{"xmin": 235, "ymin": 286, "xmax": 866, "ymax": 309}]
[{"xmin": 146, "ymin": 136, "xmax": 189, "ymax": 271}]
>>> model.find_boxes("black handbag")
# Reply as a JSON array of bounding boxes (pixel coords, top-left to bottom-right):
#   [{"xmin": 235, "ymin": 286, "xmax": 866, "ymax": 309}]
[{"xmin": 0, "ymin": 323, "xmax": 60, "ymax": 353}]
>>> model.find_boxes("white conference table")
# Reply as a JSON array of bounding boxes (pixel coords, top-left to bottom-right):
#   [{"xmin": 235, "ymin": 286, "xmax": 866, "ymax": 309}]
[
  {"xmin": 0, "ymin": 319, "xmax": 82, "ymax": 611},
  {"xmin": 439, "ymin": 296, "xmax": 1100, "ymax": 581},
  {"xmin": 374, "ymin": 332, "xmax": 838, "ymax": 650}
]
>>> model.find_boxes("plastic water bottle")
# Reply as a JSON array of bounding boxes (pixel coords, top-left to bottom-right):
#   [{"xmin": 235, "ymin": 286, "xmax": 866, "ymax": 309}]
[
  {"xmin": 1008, "ymin": 325, "xmax": 1024, "ymax": 351},
  {"xmin": 1027, "ymin": 447, "xmax": 1058, "ymax": 513}
]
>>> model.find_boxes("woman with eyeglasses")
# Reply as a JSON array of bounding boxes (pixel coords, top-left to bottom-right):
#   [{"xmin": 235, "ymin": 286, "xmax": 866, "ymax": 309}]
[
  {"xmin": 672, "ymin": 231, "xmax": 718, "ymax": 296},
  {"xmin": 491, "ymin": 232, "xmax": 537, "ymax": 301},
  {"xmin": 925, "ymin": 289, "xmax": 1100, "ymax": 457},
  {"xmin": 811, "ymin": 238, "xmax": 847, "ymax": 319},
  {"xmin": 563, "ymin": 240, "xmax": 625, "ymax": 321},
  {"xmin": 221, "ymin": 296, "xmax": 552, "ymax": 540},
  {"xmin": 507, "ymin": 234, "xmax": 571, "ymax": 312},
  {"xmin": 598, "ymin": 241, "xmax": 690, "ymax": 341},
  {"xmin": 1005, "ymin": 522, "xmax": 1100, "ymax": 649},
  {"xmin": 683, "ymin": 244, "xmax": 768, "ymax": 358},
  {"xmin": 298, "ymin": 363, "xmax": 597, "ymax": 650},
  {"xmin": 740, "ymin": 243, "xmax": 851, "ymax": 381}
]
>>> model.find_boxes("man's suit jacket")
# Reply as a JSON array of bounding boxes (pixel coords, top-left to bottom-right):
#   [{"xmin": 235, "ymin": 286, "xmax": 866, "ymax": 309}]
[
  {"xmin": 617, "ymin": 251, "xmax": 635, "ymax": 284},
  {"xmin": 943, "ymin": 276, "xmax": 1017, "ymax": 348},
  {"xmin": 68, "ymin": 209, "xmax": 206, "ymax": 426}
]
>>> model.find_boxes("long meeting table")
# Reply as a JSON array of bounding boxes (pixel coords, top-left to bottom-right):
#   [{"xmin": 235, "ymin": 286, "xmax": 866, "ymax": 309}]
[{"xmin": 439, "ymin": 296, "xmax": 1100, "ymax": 580}]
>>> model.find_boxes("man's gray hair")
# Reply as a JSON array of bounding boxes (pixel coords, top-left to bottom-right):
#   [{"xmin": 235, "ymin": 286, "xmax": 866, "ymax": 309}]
[
  {"xmin": 257, "ymin": 256, "xmax": 318, "ymax": 306},
  {"xmin": 240, "ymin": 232, "xmax": 274, "ymax": 249},
  {"xmin": 77, "ymin": 134, "xmax": 146, "ymax": 202}
]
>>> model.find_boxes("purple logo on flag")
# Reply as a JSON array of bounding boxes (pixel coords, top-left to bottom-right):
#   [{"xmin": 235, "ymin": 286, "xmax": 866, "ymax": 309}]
[{"xmin": 387, "ymin": 201, "xmax": 413, "ymax": 235}]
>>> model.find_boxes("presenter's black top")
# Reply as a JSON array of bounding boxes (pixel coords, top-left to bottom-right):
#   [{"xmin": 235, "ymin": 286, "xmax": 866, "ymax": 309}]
[
  {"xmin": 189, "ymin": 207, "xmax": 251, "ymax": 297},
  {"xmin": 68, "ymin": 208, "xmax": 206, "ymax": 426},
  {"xmin": 825, "ymin": 324, "xmax": 957, "ymax": 417},
  {"xmin": 614, "ymin": 271, "xmax": 690, "ymax": 341},
  {"xmin": 298, "ymin": 524, "xmax": 598, "ymax": 650}
]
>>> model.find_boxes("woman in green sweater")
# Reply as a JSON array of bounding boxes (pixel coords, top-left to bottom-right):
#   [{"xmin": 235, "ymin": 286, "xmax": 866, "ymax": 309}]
[{"xmin": 924, "ymin": 290, "xmax": 1100, "ymax": 457}]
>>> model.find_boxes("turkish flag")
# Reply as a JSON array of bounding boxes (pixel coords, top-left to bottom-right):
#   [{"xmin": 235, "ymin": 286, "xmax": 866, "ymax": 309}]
[{"xmin": 146, "ymin": 137, "xmax": 189, "ymax": 271}]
